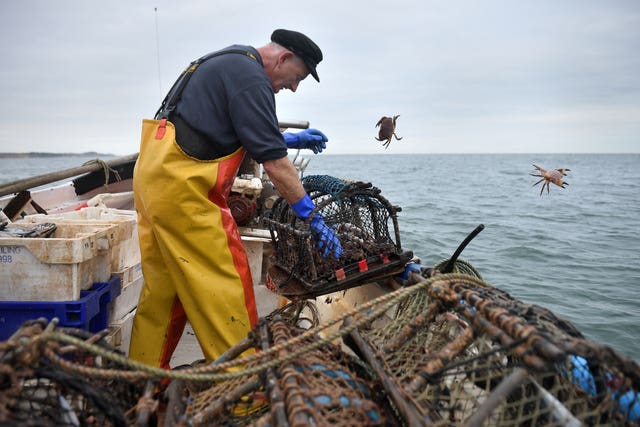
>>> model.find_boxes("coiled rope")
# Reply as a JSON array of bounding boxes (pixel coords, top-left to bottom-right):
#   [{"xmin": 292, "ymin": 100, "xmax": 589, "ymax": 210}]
[{"xmin": 82, "ymin": 159, "xmax": 121, "ymax": 185}]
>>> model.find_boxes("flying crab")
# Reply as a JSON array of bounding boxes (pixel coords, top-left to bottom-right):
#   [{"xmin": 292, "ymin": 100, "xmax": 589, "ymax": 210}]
[
  {"xmin": 375, "ymin": 115, "xmax": 402, "ymax": 148},
  {"xmin": 530, "ymin": 164, "xmax": 570, "ymax": 196}
]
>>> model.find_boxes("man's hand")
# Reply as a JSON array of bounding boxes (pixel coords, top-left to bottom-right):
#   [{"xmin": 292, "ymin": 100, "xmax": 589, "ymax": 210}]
[
  {"xmin": 283, "ymin": 128, "xmax": 328, "ymax": 154},
  {"xmin": 309, "ymin": 214, "xmax": 342, "ymax": 258},
  {"xmin": 291, "ymin": 194, "xmax": 342, "ymax": 258}
]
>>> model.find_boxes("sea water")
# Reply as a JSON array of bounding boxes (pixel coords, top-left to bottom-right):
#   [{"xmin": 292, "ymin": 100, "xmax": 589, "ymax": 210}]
[
  {"xmin": 306, "ymin": 153, "xmax": 640, "ymax": 360},
  {"xmin": 2, "ymin": 153, "xmax": 639, "ymax": 359}
]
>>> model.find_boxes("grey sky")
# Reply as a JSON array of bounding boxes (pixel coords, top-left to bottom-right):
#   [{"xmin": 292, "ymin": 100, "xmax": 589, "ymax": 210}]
[{"xmin": 0, "ymin": 0, "xmax": 638, "ymax": 155}]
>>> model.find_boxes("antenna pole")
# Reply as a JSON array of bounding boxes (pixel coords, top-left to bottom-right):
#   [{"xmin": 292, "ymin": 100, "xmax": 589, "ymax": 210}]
[{"xmin": 154, "ymin": 7, "xmax": 162, "ymax": 100}]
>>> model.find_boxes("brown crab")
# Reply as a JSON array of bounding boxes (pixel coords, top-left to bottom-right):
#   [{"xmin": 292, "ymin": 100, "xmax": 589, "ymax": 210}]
[
  {"xmin": 531, "ymin": 164, "xmax": 570, "ymax": 196},
  {"xmin": 375, "ymin": 115, "xmax": 403, "ymax": 148}
]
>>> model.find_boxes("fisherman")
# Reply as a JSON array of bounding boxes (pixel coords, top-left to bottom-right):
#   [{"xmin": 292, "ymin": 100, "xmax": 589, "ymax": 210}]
[{"xmin": 129, "ymin": 29, "xmax": 343, "ymax": 369}]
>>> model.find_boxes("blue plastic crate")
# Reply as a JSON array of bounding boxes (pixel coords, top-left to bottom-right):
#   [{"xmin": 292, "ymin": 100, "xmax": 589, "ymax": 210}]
[{"xmin": 0, "ymin": 276, "xmax": 121, "ymax": 341}]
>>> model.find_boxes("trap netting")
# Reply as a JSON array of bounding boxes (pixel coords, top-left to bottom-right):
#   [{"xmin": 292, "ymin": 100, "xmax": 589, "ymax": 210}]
[
  {"xmin": 0, "ymin": 321, "xmax": 144, "ymax": 427},
  {"xmin": 264, "ymin": 175, "xmax": 413, "ymax": 298},
  {"xmin": 346, "ymin": 261, "xmax": 640, "ymax": 426},
  {"xmin": 164, "ymin": 315, "xmax": 393, "ymax": 427}
]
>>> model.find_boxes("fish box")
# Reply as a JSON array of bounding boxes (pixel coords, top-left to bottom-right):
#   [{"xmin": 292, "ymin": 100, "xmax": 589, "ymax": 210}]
[
  {"xmin": 111, "ymin": 262, "xmax": 143, "ymax": 289},
  {"xmin": 21, "ymin": 207, "xmax": 140, "ymax": 272},
  {"xmin": 0, "ymin": 222, "xmax": 117, "ymax": 301},
  {"xmin": 109, "ymin": 271, "xmax": 143, "ymax": 322},
  {"xmin": 0, "ymin": 276, "xmax": 121, "ymax": 341},
  {"xmin": 106, "ymin": 307, "xmax": 136, "ymax": 356}
]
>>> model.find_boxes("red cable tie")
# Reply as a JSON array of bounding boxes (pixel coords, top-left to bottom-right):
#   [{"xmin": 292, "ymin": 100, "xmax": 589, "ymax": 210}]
[
  {"xmin": 358, "ymin": 259, "xmax": 368, "ymax": 272},
  {"xmin": 335, "ymin": 268, "xmax": 346, "ymax": 281}
]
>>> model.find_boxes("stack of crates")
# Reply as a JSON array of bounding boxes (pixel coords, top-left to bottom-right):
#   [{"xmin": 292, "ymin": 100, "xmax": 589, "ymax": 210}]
[{"xmin": 1, "ymin": 207, "xmax": 142, "ymax": 354}]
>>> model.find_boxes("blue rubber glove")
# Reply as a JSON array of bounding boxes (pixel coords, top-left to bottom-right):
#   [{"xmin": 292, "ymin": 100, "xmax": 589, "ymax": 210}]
[
  {"xmin": 393, "ymin": 262, "xmax": 422, "ymax": 286},
  {"xmin": 291, "ymin": 194, "xmax": 343, "ymax": 259},
  {"xmin": 398, "ymin": 262, "xmax": 422, "ymax": 281},
  {"xmin": 309, "ymin": 215, "xmax": 343, "ymax": 259},
  {"xmin": 569, "ymin": 355, "xmax": 597, "ymax": 396},
  {"xmin": 282, "ymin": 128, "xmax": 328, "ymax": 154}
]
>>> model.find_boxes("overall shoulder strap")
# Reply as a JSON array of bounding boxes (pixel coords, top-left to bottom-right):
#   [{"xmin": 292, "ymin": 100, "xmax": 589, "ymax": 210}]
[{"xmin": 154, "ymin": 49, "xmax": 258, "ymax": 120}]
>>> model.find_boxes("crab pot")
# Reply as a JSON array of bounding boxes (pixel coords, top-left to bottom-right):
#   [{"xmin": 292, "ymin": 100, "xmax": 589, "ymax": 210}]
[{"xmin": 264, "ymin": 175, "xmax": 413, "ymax": 298}]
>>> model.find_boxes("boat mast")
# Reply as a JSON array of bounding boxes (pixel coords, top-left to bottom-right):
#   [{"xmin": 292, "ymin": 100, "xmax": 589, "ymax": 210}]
[{"xmin": 154, "ymin": 7, "xmax": 163, "ymax": 100}]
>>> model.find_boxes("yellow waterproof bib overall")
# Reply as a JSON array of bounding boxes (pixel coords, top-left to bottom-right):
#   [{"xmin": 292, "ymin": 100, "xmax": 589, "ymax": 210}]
[{"xmin": 129, "ymin": 119, "xmax": 258, "ymax": 368}]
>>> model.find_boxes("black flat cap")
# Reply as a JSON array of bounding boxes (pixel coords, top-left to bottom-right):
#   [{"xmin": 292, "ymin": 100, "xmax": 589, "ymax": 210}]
[{"xmin": 271, "ymin": 29, "xmax": 323, "ymax": 82}]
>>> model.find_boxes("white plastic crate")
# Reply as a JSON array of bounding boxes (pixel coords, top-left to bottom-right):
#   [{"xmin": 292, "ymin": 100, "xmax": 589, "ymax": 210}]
[
  {"xmin": 109, "ymin": 269, "xmax": 143, "ymax": 322},
  {"xmin": 21, "ymin": 207, "xmax": 140, "ymax": 272},
  {"xmin": 0, "ymin": 222, "xmax": 117, "ymax": 301},
  {"xmin": 111, "ymin": 262, "xmax": 143, "ymax": 288},
  {"xmin": 106, "ymin": 308, "xmax": 136, "ymax": 356}
]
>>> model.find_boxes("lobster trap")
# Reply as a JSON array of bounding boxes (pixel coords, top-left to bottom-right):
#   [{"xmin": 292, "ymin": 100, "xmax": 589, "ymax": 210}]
[
  {"xmin": 162, "ymin": 316, "xmax": 394, "ymax": 427},
  {"xmin": 263, "ymin": 175, "xmax": 413, "ymax": 298},
  {"xmin": 0, "ymin": 321, "xmax": 144, "ymax": 426},
  {"xmin": 342, "ymin": 261, "xmax": 640, "ymax": 427}
]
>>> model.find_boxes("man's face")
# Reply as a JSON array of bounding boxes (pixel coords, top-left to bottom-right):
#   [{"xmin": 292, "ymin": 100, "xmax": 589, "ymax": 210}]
[{"xmin": 269, "ymin": 52, "xmax": 309, "ymax": 94}]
